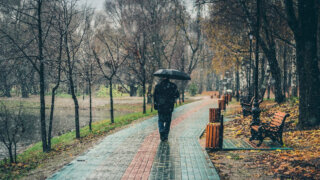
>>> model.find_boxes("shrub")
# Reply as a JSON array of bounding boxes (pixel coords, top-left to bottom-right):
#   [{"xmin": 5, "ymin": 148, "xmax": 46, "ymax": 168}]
[{"xmin": 188, "ymin": 83, "xmax": 198, "ymax": 96}]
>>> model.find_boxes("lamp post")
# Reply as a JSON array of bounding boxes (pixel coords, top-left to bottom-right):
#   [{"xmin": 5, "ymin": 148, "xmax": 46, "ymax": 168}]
[
  {"xmin": 248, "ymin": 32, "xmax": 253, "ymax": 99},
  {"xmin": 251, "ymin": 0, "xmax": 261, "ymax": 126},
  {"xmin": 246, "ymin": 63, "xmax": 250, "ymax": 92},
  {"xmin": 225, "ymin": 71, "xmax": 229, "ymax": 90}
]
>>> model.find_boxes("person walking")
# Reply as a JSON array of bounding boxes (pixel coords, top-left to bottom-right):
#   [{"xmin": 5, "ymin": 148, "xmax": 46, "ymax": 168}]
[{"xmin": 154, "ymin": 77, "xmax": 179, "ymax": 141}]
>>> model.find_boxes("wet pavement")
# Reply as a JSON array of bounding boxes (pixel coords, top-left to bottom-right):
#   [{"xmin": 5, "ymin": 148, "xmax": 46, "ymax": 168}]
[{"xmin": 48, "ymin": 97, "xmax": 220, "ymax": 180}]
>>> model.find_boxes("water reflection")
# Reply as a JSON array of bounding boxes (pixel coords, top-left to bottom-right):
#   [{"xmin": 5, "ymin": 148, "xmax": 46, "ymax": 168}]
[{"xmin": 150, "ymin": 140, "xmax": 181, "ymax": 179}]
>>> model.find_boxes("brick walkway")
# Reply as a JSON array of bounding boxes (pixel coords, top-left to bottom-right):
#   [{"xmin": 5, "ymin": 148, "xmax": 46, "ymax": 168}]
[{"xmin": 48, "ymin": 97, "xmax": 220, "ymax": 180}]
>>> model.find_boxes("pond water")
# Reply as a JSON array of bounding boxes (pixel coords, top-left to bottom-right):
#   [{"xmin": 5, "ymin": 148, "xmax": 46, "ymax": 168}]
[{"xmin": 0, "ymin": 97, "xmax": 144, "ymax": 160}]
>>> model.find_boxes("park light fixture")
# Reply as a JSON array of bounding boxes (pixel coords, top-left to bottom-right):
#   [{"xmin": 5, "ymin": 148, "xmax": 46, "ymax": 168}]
[{"xmin": 249, "ymin": 33, "xmax": 253, "ymax": 40}]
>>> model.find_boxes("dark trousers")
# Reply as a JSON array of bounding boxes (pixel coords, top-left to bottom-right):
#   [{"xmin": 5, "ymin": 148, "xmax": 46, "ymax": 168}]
[{"xmin": 158, "ymin": 112, "xmax": 172, "ymax": 140}]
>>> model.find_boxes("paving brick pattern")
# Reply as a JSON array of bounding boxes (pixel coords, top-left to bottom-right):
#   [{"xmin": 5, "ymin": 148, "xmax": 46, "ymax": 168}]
[
  {"xmin": 121, "ymin": 132, "xmax": 159, "ymax": 180},
  {"xmin": 49, "ymin": 117, "xmax": 158, "ymax": 180},
  {"xmin": 149, "ymin": 99, "xmax": 219, "ymax": 180},
  {"xmin": 48, "ymin": 98, "xmax": 220, "ymax": 180}
]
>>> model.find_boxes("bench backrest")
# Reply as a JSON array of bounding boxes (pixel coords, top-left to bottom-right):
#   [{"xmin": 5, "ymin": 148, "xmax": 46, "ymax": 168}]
[
  {"xmin": 270, "ymin": 112, "xmax": 290, "ymax": 131},
  {"xmin": 249, "ymin": 96, "xmax": 255, "ymax": 105}
]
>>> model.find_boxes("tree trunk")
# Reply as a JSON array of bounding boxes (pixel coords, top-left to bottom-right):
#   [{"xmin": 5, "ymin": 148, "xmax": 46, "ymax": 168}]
[
  {"xmin": 260, "ymin": 41, "xmax": 285, "ymax": 103},
  {"xmin": 147, "ymin": 83, "xmax": 153, "ymax": 104},
  {"xmin": 283, "ymin": 45, "xmax": 288, "ymax": 98},
  {"xmin": 69, "ymin": 76, "xmax": 80, "ymax": 138},
  {"xmin": 259, "ymin": 56, "xmax": 266, "ymax": 99},
  {"xmin": 14, "ymin": 140, "xmax": 17, "ymax": 163},
  {"xmin": 249, "ymin": 37, "xmax": 253, "ymax": 98},
  {"xmin": 199, "ymin": 69, "xmax": 203, "ymax": 94},
  {"xmin": 8, "ymin": 145, "xmax": 13, "ymax": 163},
  {"xmin": 142, "ymin": 79, "xmax": 146, "ymax": 114},
  {"xmin": 296, "ymin": 9, "xmax": 320, "ymax": 127},
  {"xmin": 182, "ymin": 87, "xmax": 185, "ymax": 102},
  {"xmin": 89, "ymin": 77, "xmax": 92, "ymax": 131},
  {"xmin": 287, "ymin": 54, "xmax": 292, "ymax": 97},
  {"xmin": 215, "ymin": 75, "xmax": 220, "ymax": 91},
  {"xmin": 206, "ymin": 73, "xmax": 213, "ymax": 91},
  {"xmin": 109, "ymin": 79, "xmax": 115, "ymax": 124},
  {"xmin": 48, "ymin": 33, "xmax": 63, "ymax": 150},
  {"xmin": 21, "ymin": 81, "xmax": 29, "ymax": 98},
  {"xmin": 35, "ymin": 0, "xmax": 48, "ymax": 152},
  {"xmin": 65, "ymin": 35, "xmax": 80, "ymax": 139},
  {"xmin": 129, "ymin": 85, "xmax": 137, "ymax": 96},
  {"xmin": 39, "ymin": 45, "xmax": 47, "ymax": 152},
  {"xmin": 296, "ymin": 38, "xmax": 320, "ymax": 127},
  {"xmin": 48, "ymin": 86, "xmax": 58, "ymax": 150},
  {"xmin": 4, "ymin": 82, "xmax": 11, "ymax": 97},
  {"xmin": 236, "ymin": 60, "xmax": 240, "ymax": 101},
  {"xmin": 286, "ymin": 0, "xmax": 320, "ymax": 127},
  {"xmin": 291, "ymin": 57, "xmax": 298, "ymax": 97},
  {"xmin": 267, "ymin": 84, "xmax": 270, "ymax": 99}
]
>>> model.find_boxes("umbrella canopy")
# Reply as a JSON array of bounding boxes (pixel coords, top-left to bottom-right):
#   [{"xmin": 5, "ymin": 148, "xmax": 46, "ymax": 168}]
[{"xmin": 153, "ymin": 69, "xmax": 191, "ymax": 80}]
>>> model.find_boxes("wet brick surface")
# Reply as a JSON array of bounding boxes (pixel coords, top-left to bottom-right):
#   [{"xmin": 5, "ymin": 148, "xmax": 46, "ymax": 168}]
[{"xmin": 48, "ymin": 98, "xmax": 220, "ymax": 180}]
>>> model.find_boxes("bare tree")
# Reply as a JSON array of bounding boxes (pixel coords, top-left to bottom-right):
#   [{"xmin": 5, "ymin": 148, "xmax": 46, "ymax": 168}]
[
  {"xmin": 60, "ymin": 0, "xmax": 92, "ymax": 138},
  {"xmin": 0, "ymin": 103, "xmax": 32, "ymax": 163},
  {"xmin": 46, "ymin": 5, "xmax": 65, "ymax": 149},
  {"xmin": 0, "ymin": 0, "xmax": 57, "ymax": 152},
  {"xmin": 93, "ymin": 21, "xmax": 127, "ymax": 123},
  {"xmin": 176, "ymin": 1, "xmax": 203, "ymax": 101},
  {"xmin": 79, "ymin": 26, "xmax": 98, "ymax": 131}
]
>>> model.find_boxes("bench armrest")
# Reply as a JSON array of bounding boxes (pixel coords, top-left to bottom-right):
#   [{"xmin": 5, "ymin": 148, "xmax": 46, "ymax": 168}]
[
  {"xmin": 264, "ymin": 125, "xmax": 280, "ymax": 132},
  {"xmin": 241, "ymin": 102, "xmax": 252, "ymax": 106}
]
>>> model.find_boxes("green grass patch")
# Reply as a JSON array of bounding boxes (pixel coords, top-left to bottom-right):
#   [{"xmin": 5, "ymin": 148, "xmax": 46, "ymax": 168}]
[
  {"xmin": 263, "ymin": 98, "xmax": 275, "ymax": 102},
  {"xmin": 96, "ymin": 85, "xmax": 129, "ymax": 98},
  {"xmin": 55, "ymin": 93, "xmax": 73, "ymax": 98},
  {"xmin": 0, "ymin": 100, "xmax": 193, "ymax": 179}
]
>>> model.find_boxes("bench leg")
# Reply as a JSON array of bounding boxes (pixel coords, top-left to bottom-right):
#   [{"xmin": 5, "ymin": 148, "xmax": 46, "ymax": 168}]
[
  {"xmin": 250, "ymin": 128, "xmax": 262, "ymax": 141},
  {"xmin": 255, "ymin": 129, "xmax": 264, "ymax": 147},
  {"xmin": 279, "ymin": 134, "xmax": 284, "ymax": 145},
  {"xmin": 250, "ymin": 129, "xmax": 256, "ymax": 141}
]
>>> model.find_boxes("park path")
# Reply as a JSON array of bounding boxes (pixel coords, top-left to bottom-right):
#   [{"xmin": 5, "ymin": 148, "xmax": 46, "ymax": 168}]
[{"xmin": 48, "ymin": 97, "xmax": 220, "ymax": 180}]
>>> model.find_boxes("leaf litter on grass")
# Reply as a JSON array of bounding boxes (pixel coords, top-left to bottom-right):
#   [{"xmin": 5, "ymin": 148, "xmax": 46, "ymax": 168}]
[{"xmin": 208, "ymin": 100, "xmax": 320, "ymax": 179}]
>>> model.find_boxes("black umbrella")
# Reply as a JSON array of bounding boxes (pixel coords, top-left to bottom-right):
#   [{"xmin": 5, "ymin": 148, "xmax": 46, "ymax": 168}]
[{"xmin": 153, "ymin": 69, "xmax": 191, "ymax": 80}]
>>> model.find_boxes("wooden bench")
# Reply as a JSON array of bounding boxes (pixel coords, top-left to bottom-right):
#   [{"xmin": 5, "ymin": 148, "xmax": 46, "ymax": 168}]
[
  {"xmin": 240, "ymin": 96, "xmax": 254, "ymax": 116},
  {"xmin": 250, "ymin": 111, "xmax": 290, "ymax": 146}
]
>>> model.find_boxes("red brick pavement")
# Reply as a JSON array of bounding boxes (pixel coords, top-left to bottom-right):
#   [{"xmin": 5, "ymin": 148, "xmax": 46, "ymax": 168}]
[{"xmin": 121, "ymin": 132, "xmax": 159, "ymax": 180}]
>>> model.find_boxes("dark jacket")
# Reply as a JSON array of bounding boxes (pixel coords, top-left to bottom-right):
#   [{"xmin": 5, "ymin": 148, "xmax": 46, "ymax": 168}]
[{"xmin": 154, "ymin": 79, "xmax": 179, "ymax": 113}]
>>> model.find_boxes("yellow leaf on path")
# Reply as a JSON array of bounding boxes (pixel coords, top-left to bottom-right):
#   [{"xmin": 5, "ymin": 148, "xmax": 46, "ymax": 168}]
[{"xmin": 226, "ymin": 156, "xmax": 232, "ymax": 159}]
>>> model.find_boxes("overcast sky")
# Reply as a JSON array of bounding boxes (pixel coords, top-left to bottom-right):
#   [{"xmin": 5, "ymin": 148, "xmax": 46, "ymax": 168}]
[{"xmin": 79, "ymin": 0, "xmax": 196, "ymax": 14}]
